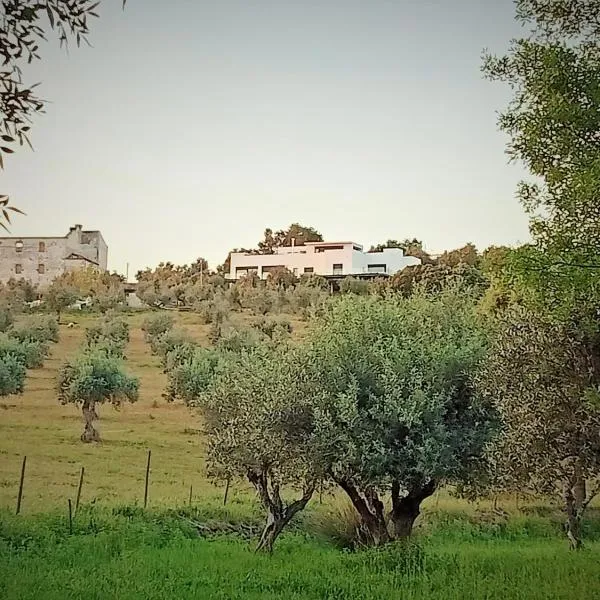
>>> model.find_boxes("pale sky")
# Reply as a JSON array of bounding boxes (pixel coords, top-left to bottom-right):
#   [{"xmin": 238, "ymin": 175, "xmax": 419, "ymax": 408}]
[{"xmin": 1, "ymin": 0, "xmax": 530, "ymax": 277}]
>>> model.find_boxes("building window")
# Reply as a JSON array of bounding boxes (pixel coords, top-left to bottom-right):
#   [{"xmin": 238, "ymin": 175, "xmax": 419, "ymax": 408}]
[
  {"xmin": 39, "ymin": 241, "xmax": 46, "ymax": 252},
  {"xmin": 368, "ymin": 264, "xmax": 387, "ymax": 274},
  {"xmin": 235, "ymin": 266, "xmax": 258, "ymax": 277},
  {"xmin": 315, "ymin": 245, "xmax": 345, "ymax": 253},
  {"xmin": 38, "ymin": 264, "xmax": 45, "ymax": 274},
  {"xmin": 304, "ymin": 267, "xmax": 314, "ymax": 274},
  {"xmin": 333, "ymin": 263, "xmax": 343, "ymax": 275},
  {"xmin": 15, "ymin": 264, "xmax": 22, "ymax": 274},
  {"xmin": 15, "ymin": 240, "xmax": 23, "ymax": 253},
  {"xmin": 293, "ymin": 267, "xmax": 299, "ymax": 277}
]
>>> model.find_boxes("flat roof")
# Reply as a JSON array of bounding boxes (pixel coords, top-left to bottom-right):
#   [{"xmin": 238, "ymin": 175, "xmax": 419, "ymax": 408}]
[{"xmin": 304, "ymin": 241, "xmax": 361, "ymax": 247}]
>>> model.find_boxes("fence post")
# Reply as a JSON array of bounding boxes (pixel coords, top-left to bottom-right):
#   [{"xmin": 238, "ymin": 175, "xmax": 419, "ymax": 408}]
[
  {"xmin": 75, "ymin": 466, "xmax": 85, "ymax": 513},
  {"xmin": 68, "ymin": 499, "xmax": 73, "ymax": 534},
  {"xmin": 188, "ymin": 484, "xmax": 193, "ymax": 507},
  {"xmin": 223, "ymin": 478, "xmax": 230, "ymax": 506},
  {"xmin": 144, "ymin": 450, "xmax": 151, "ymax": 509},
  {"xmin": 16, "ymin": 456, "xmax": 26, "ymax": 515}
]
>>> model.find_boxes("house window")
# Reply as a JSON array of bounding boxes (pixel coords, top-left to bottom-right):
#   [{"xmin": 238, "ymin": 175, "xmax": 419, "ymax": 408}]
[
  {"xmin": 15, "ymin": 264, "xmax": 22, "ymax": 274},
  {"xmin": 38, "ymin": 264, "xmax": 45, "ymax": 274},
  {"xmin": 304, "ymin": 267, "xmax": 314, "ymax": 274},
  {"xmin": 368, "ymin": 264, "xmax": 387, "ymax": 274},
  {"xmin": 333, "ymin": 263, "xmax": 343, "ymax": 275},
  {"xmin": 235, "ymin": 266, "xmax": 258, "ymax": 277},
  {"xmin": 39, "ymin": 241, "xmax": 46, "ymax": 252},
  {"xmin": 15, "ymin": 240, "xmax": 23, "ymax": 253},
  {"xmin": 315, "ymin": 245, "xmax": 345, "ymax": 253}
]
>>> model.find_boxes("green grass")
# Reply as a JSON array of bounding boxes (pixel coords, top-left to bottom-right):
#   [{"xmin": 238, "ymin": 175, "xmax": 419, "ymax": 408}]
[{"xmin": 1, "ymin": 508, "xmax": 599, "ymax": 599}]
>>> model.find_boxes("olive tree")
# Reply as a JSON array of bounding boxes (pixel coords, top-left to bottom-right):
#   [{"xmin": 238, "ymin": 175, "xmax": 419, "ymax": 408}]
[
  {"xmin": 0, "ymin": 333, "xmax": 48, "ymax": 368},
  {"xmin": 197, "ymin": 345, "xmax": 321, "ymax": 552},
  {"xmin": 58, "ymin": 350, "xmax": 139, "ymax": 442},
  {"xmin": 0, "ymin": 354, "xmax": 26, "ymax": 396},
  {"xmin": 478, "ymin": 307, "xmax": 600, "ymax": 549},
  {"xmin": 307, "ymin": 289, "xmax": 493, "ymax": 544},
  {"xmin": 44, "ymin": 281, "xmax": 78, "ymax": 322},
  {"xmin": 141, "ymin": 313, "xmax": 175, "ymax": 343}
]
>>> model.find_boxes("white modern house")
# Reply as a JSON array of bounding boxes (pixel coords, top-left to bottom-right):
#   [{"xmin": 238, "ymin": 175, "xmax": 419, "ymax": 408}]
[{"xmin": 228, "ymin": 241, "xmax": 420, "ymax": 280}]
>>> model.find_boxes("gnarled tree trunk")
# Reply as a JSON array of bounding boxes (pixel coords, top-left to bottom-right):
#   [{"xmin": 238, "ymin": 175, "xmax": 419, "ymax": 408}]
[
  {"xmin": 81, "ymin": 401, "xmax": 100, "ymax": 443},
  {"xmin": 248, "ymin": 469, "xmax": 315, "ymax": 553},
  {"xmin": 389, "ymin": 479, "xmax": 436, "ymax": 539},
  {"xmin": 563, "ymin": 466, "xmax": 587, "ymax": 551},
  {"xmin": 335, "ymin": 478, "xmax": 389, "ymax": 546}
]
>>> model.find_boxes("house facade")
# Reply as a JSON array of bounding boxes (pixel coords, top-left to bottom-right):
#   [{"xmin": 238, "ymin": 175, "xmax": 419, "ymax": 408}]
[
  {"xmin": 228, "ymin": 241, "xmax": 420, "ymax": 280},
  {"xmin": 0, "ymin": 224, "xmax": 108, "ymax": 288}
]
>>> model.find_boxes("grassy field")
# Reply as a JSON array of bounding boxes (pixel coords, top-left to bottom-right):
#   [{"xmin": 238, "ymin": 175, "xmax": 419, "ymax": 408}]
[{"xmin": 1, "ymin": 508, "xmax": 600, "ymax": 600}]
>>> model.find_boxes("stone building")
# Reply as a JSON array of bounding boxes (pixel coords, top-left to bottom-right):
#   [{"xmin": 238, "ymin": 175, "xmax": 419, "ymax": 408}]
[{"xmin": 0, "ymin": 224, "xmax": 108, "ymax": 288}]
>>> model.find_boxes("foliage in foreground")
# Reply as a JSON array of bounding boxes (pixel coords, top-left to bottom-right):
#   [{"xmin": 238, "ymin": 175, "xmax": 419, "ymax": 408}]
[{"xmin": 478, "ymin": 307, "xmax": 600, "ymax": 549}]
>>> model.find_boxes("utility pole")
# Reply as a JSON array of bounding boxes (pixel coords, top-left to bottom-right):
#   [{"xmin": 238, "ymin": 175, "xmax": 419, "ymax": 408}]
[{"xmin": 126, "ymin": 262, "xmax": 129, "ymax": 283}]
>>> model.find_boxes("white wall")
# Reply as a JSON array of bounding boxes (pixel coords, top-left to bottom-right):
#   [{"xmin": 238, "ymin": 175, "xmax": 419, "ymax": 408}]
[{"xmin": 228, "ymin": 243, "xmax": 420, "ymax": 279}]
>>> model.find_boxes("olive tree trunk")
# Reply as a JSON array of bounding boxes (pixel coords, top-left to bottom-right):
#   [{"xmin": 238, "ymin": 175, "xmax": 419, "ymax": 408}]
[
  {"xmin": 563, "ymin": 470, "xmax": 587, "ymax": 551},
  {"xmin": 248, "ymin": 470, "xmax": 315, "ymax": 553},
  {"xmin": 335, "ymin": 478, "xmax": 390, "ymax": 546},
  {"xmin": 81, "ymin": 401, "xmax": 100, "ymax": 443},
  {"xmin": 389, "ymin": 479, "xmax": 436, "ymax": 539}
]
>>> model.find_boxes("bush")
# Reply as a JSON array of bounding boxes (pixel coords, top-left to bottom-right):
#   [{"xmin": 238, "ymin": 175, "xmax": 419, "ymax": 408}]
[
  {"xmin": 0, "ymin": 308, "xmax": 14, "ymax": 333},
  {"xmin": 241, "ymin": 288, "xmax": 278, "ymax": 315},
  {"xmin": 0, "ymin": 334, "xmax": 48, "ymax": 369},
  {"xmin": 339, "ymin": 277, "xmax": 370, "ymax": 295},
  {"xmin": 165, "ymin": 346, "xmax": 221, "ymax": 404},
  {"xmin": 196, "ymin": 297, "xmax": 230, "ymax": 325},
  {"xmin": 0, "ymin": 354, "xmax": 27, "ymax": 396},
  {"xmin": 141, "ymin": 313, "xmax": 175, "ymax": 342},
  {"xmin": 150, "ymin": 328, "xmax": 194, "ymax": 364},
  {"xmin": 215, "ymin": 325, "xmax": 266, "ymax": 353},
  {"xmin": 9, "ymin": 315, "xmax": 59, "ymax": 344},
  {"xmin": 253, "ymin": 316, "xmax": 293, "ymax": 340}
]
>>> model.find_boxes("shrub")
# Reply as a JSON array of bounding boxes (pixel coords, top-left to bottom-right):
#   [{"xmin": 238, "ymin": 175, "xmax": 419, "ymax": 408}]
[
  {"xmin": 215, "ymin": 325, "xmax": 266, "ymax": 353},
  {"xmin": 339, "ymin": 277, "xmax": 370, "ymax": 295},
  {"xmin": 150, "ymin": 328, "xmax": 193, "ymax": 362},
  {"xmin": 0, "ymin": 309, "xmax": 14, "ymax": 333},
  {"xmin": 141, "ymin": 313, "xmax": 175, "ymax": 342},
  {"xmin": 0, "ymin": 334, "xmax": 48, "ymax": 369},
  {"xmin": 164, "ymin": 346, "xmax": 221, "ymax": 404},
  {"xmin": 0, "ymin": 354, "xmax": 27, "ymax": 396},
  {"xmin": 9, "ymin": 315, "xmax": 59, "ymax": 344},
  {"xmin": 253, "ymin": 316, "xmax": 293, "ymax": 340},
  {"xmin": 242, "ymin": 288, "xmax": 278, "ymax": 315}
]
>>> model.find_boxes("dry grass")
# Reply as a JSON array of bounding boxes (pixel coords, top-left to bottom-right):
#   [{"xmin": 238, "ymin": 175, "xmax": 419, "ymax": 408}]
[{"xmin": 0, "ymin": 311, "xmax": 246, "ymax": 512}]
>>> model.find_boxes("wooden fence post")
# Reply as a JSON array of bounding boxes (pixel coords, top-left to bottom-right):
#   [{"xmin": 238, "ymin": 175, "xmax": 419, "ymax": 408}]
[
  {"xmin": 68, "ymin": 499, "xmax": 73, "ymax": 534},
  {"xmin": 75, "ymin": 466, "xmax": 85, "ymax": 513},
  {"xmin": 223, "ymin": 478, "xmax": 230, "ymax": 506},
  {"xmin": 144, "ymin": 450, "xmax": 151, "ymax": 509},
  {"xmin": 16, "ymin": 456, "xmax": 26, "ymax": 515},
  {"xmin": 188, "ymin": 484, "xmax": 193, "ymax": 507}
]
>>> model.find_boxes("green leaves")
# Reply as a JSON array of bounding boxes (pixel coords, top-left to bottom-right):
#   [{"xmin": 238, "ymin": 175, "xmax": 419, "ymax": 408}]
[
  {"xmin": 307, "ymin": 289, "xmax": 492, "ymax": 490},
  {"xmin": 58, "ymin": 350, "xmax": 139, "ymax": 407}
]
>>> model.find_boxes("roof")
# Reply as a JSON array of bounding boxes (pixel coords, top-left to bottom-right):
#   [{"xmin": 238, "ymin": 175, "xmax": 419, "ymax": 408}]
[
  {"xmin": 64, "ymin": 252, "xmax": 99, "ymax": 265},
  {"xmin": 304, "ymin": 241, "xmax": 362, "ymax": 247}
]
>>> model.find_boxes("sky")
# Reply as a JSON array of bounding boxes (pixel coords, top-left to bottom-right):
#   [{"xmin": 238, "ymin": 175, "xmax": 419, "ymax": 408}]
[{"xmin": 1, "ymin": 0, "xmax": 531, "ymax": 277}]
